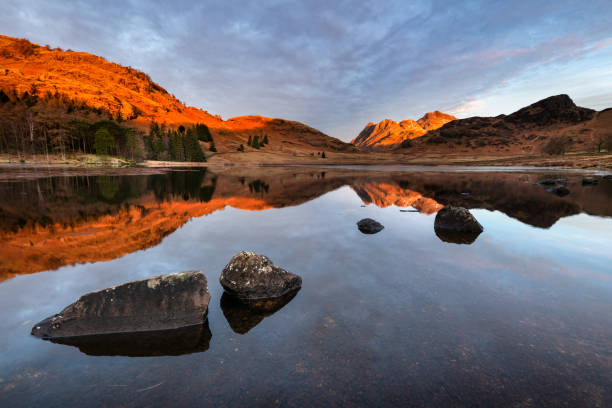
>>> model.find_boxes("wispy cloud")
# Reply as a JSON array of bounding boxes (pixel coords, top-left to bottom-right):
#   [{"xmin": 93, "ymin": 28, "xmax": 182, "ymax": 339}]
[{"xmin": 1, "ymin": 0, "xmax": 611, "ymax": 140}]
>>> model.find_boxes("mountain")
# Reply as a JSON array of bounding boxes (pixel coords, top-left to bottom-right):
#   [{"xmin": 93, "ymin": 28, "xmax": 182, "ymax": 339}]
[
  {"xmin": 0, "ymin": 35, "xmax": 353, "ymax": 154},
  {"xmin": 400, "ymin": 95, "xmax": 609, "ymax": 155},
  {"xmin": 417, "ymin": 110, "xmax": 458, "ymax": 130},
  {"xmin": 352, "ymin": 111, "xmax": 456, "ymax": 150}
]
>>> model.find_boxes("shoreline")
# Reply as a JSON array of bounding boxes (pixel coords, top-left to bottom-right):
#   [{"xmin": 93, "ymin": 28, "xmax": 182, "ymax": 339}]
[{"xmin": 1, "ymin": 151, "xmax": 611, "ymax": 174}]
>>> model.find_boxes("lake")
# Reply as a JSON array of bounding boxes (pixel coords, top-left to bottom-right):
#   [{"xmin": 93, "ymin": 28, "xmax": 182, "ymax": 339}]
[{"xmin": 0, "ymin": 166, "xmax": 611, "ymax": 407}]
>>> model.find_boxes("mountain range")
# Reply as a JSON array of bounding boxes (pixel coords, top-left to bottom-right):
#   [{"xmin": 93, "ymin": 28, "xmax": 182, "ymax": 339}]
[
  {"xmin": 351, "ymin": 111, "xmax": 456, "ymax": 150},
  {"xmin": 1, "ymin": 34, "xmax": 610, "ymax": 162}
]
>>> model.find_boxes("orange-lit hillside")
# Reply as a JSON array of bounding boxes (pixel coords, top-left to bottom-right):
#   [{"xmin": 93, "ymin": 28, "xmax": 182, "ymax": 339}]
[
  {"xmin": 0, "ymin": 35, "xmax": 223, "ymax": 127},
  {"xmin": 0, "ymin": 35, "xmax": 352, "ymax": 153}
]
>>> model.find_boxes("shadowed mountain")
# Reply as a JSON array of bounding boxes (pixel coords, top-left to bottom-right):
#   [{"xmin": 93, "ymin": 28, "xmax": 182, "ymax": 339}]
[
  {"xmin": 0, "ymin": 167, "xmax": 611, "ymax": 281},
  {"xmin": 400, "ymin": 95, "xmax": 609, "ymax": 155}
]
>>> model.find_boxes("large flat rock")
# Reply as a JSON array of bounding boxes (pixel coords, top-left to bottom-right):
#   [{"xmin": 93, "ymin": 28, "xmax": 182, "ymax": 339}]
[{"xmin": 31, "ymin": 271, "xmax": 210, "ymax": 339}]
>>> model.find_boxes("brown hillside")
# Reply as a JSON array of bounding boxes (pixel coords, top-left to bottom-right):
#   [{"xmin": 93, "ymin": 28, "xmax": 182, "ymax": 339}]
[
  {"xmin": 401, "ymin": 94, "xmax": 609, "ymax": 156},
  {"xmin": 0, "ymin": 35, "xmax": 352, "ymax": 153}
]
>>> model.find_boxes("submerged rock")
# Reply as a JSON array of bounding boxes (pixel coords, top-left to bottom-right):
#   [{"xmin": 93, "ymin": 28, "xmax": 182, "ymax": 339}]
[
  {"xmin": 357, "ymin": 218, "xmax": 385, "ymax": 234},
  {"xmin": 220, "ymin": 252, "xmax": 302, "ymax": 301},
  {"xmin": 547, "ymin": 186, "xmax": 570, "ymax": 197},
  {"xmin": 582, "ymin": 177, "xmax": 599, "ymax": 186},
  {"xmin": 434, "ymin": 206, "xmax": 483, "ymax": 234},
  {"xmin": 31, "ymin": 271, "xmax": 210, "ymax": 339},
  {"xmin": 220, "ymin": 290, "xmax": 299, "ymax": 334},
  {"xmin": 537, "ymin": 178, "xmax": 568, "ymax": 186},
  {"xmin": 48, "ymin": 322, "xmax": 212, "ymax": 357}
]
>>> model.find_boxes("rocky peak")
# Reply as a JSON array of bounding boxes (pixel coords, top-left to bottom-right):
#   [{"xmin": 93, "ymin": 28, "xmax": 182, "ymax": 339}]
[
  {"xmin": 507, "ymin": 94, "xmax": 595, "ymax": 126},
  {"xmin": 352, "ymin": 111, "xmax": 456, "ymax": 150},
  {"xmin": 417, "ymin": 111, "xmax": 457, "ymax": 130}
]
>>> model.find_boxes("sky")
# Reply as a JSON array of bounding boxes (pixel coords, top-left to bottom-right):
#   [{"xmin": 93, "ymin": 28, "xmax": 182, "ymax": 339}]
[{"xmin": 2, "ymin": 0, "xmax": 612, "ymax": 141}]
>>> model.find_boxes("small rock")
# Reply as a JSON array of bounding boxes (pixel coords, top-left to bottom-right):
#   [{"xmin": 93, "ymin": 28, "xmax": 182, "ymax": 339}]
[
  {"xmin": 547, "ymin": 186, "xmax": 570, "ymax": 196},
  {"xmin": 357, "ymin": 218, "xmax": 384, "ymax": 234},
  {"xmin": 582, "ymin": 177, "xmax": 599, "ymax": 186},
  {"xmin": 434, "ymin": 206, "xmax": 483, "ymax": 233},
  {"xmin": 220, "ymin": 252, "xmax": 302, "ymax": 300},
  {"xmin": 31, "ymin": 271, "xmax": 210, "ymax": 339},
  {"xmin": 603, "ymin": 175, "xmax": 612, "ymax": 180}
]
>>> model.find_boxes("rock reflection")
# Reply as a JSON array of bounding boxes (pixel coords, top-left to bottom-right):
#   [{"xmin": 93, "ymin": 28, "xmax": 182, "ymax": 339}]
[
  {"xmin": 48, "ymin": 322, "xmax": 212, "ymax": 357},
  {"xmin": 220, "ymin": 290, "xmax": 299, "ymax": 334},
  {"xmin": 434, "ymin": 229, "xmax": 482, "ymax": 245}
]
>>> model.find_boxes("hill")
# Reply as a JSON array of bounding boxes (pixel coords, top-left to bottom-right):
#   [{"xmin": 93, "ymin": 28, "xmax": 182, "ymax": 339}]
[
  {"xmin": 399, "ymin": 95, "xmax": 611, "ymax": 155},
  {"xmin": 352, "ymin": 111, "xmax": 456, "ymax": 150},
  {"xmin": 0, "ymin": 35, "xmax": 353, "ymax": 159}
]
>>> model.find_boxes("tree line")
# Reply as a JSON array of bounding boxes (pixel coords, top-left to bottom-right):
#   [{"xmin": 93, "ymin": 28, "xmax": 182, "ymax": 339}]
[
  {"xmin": 144, "ymin": 122, "xmax": 210, "ymax": 162},
  {"xmin": 0, "ymin": 86, "xmax": 211, "ymax": 162}
]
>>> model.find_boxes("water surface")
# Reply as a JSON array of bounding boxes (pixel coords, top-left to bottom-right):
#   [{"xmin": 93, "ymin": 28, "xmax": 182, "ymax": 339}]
[{"xmin": 0, "ymin": 166, "xmax": 610, "ymax": 407}]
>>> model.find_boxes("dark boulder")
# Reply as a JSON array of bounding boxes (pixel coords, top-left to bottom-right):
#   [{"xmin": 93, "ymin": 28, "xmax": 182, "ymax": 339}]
[
  {"xmin": 582, "ymin": 177, "xmax": 599, "ymax": 186},
  {"xmin": 357, "ymin": 218, "xmax": 385, "ymax": 234},
  {"xmin": 604, "ymin": 175, "xmax": 612, "ymax": 180},
  {"xmin": 220, "ymin": 290, "xmax": 299, "ymax": 334},
  {"xmin": 220, "ymin": 252, "xmax": 302, "ymax": 301},
  {"xmin": 547, "ymin": 186, "xmax": 570, "ymax": 196},
  {"xmin": 434, "ymin": 206, "xmax": 483, "ymax": 234},
  {"xmin": 31, "ymin": 271, "xmax": 210, "ymax": 339}
]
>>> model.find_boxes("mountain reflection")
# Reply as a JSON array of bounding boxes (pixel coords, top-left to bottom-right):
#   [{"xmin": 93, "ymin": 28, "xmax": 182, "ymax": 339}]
[{"xmin": 0, "ymin": 167, "xmax": 610, "ymax": 281}]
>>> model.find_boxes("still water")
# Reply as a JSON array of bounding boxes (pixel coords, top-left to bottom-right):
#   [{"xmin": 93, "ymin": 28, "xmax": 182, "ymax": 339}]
[{"xmin": 0, "ymin": 166, "xmax": 611, "ymax": 407}]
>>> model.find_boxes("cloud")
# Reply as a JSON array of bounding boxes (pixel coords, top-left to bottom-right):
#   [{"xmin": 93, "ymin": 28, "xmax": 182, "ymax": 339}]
[
  {"xmin": 1, "ymin": 0, "xmax": 611, "ymax": 140},
  {"xmin": 449, "ymin": 99, "xmax": 487, "ymax": 117}
]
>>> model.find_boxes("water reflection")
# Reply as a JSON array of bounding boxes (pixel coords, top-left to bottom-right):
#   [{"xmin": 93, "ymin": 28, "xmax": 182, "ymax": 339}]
[
  {"xmin": 0, "ymin": 167, "xmax": 611, "ymax": 281},
  {"xmin": 220, "ymin": 290, "xmax": 300, "ymax": 334},
  {"xmin": 0, "ymin": 167, "xmax": 611, "ymax": 407},
  {"xmin": 48, "ymin": 322, "xmax": 212, "ymax": 357},
  {"xmin": 434, "ymin": 228, "xmax": 482, "ymax": 244}
]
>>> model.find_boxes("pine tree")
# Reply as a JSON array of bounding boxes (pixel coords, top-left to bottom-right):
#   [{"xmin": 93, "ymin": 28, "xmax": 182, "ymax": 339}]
[
  {"xmin": 94, "ymin": 128, "xmax": 114, "ymax": 156},
  {"xmin": 263, "ymin": 134, "xmax": 269, "ymax": 145},
  {"xmin": 169, "ymin": 131, "xmax": 185, "ymax": 161},
  {"xmin": 248, "ymin": 135, "xmax": 252, "ymax": 147},
  {"xmin": 321, "ymin": 151, "xmax": 326, "ymax": 158},
  {"xmin": 194, "ymin": 123, "xmax": 212, "ymax": 142},
  {"xmin": 183, "ymin": 129, "xmax": 206, "ymax": 162},
  {"xmin": 252, "ymin": 135, "xmax": 260, "ymax": 149},
  {"xmin": 153, "ymin": 135, "xmax": 164, "ymax": 159}
]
